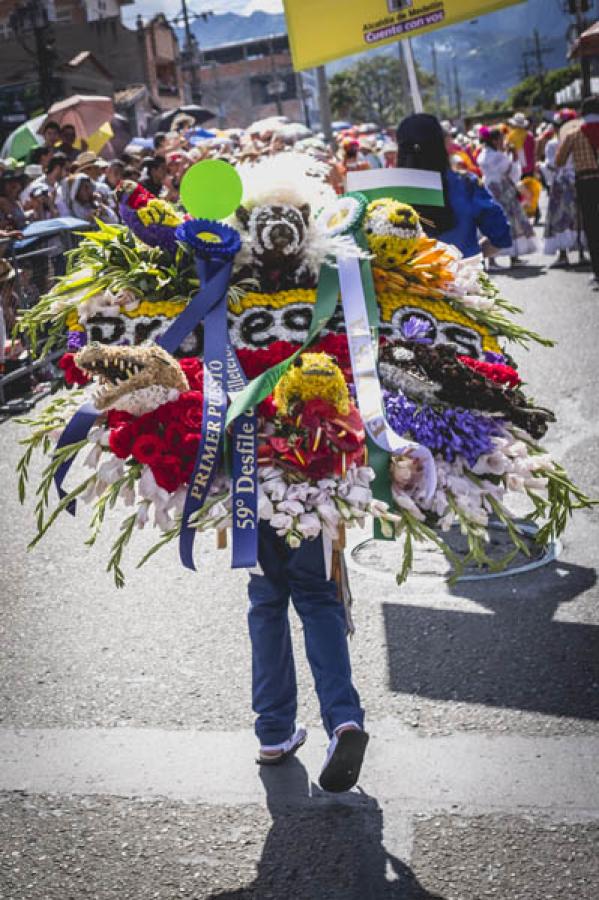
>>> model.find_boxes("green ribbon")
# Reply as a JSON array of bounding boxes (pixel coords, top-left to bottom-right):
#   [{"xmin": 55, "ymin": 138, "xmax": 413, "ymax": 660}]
[{"xmin": 226, "ymin": 263, "xmax": 340, "ymax": 427}]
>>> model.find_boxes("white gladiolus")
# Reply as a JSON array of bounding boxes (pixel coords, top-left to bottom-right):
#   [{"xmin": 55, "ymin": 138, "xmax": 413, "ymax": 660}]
[
  {"xmin": 297, "ymin": 512, "xmax": 321, "ymax": 539},
  {"xmin": 257, "ymin": 489, "xmax": 274, "ymax": 520},
  {"xmin": 97, "ymin": 457, "xmax": 125, "ymax": 485},
  {"xmin": 138, "ymin": 466, "xmax": 170, "ymax": 507},
  {"xmin": 120, "ymin": 484, "xmax": 136, "ymax": 507},
  {"xmin": 270, "ymin": 512, "xmax": 293, "ymax": 531},
  {"xmin": 83, "ymin": 443, "xmax": 103, "ymax": 469},
  {"xmin": 276, "ymin": 499, "xmax": 305, "ymax": 517},
  {"xmin": 136, "ymin": 502, "xmax": 150, "ymax": 529},
  {"xmin": 154, "ymin": 506, "xmax": 172, "ymax": 531}
]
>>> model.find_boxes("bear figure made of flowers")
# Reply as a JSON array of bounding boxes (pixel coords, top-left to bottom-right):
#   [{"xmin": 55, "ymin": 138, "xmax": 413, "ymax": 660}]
[{"xmin": 17, "ymin": 153, "xmax": 595, "ymax": 586}]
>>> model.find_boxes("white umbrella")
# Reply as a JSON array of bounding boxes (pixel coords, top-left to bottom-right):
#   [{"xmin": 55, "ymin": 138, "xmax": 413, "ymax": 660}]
[
  {"xmin": 248, "ymin": 116, "xmax": 289, "ymax": 137},
  {"xmin": 275, "ymin": 122, "xmax": 312, "ymax": 141}
]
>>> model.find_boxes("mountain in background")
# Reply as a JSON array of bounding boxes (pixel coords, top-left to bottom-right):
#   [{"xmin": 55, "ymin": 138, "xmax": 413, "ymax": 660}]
[{"xmin": 193, "ymin": 1, "xmax": 581, "ymax": 103}]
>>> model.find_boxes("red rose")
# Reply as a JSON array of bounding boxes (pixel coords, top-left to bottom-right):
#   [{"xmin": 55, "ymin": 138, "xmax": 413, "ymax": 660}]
[
  {"xmin": 108, "ymin": 423, "xmax": 138, "ymax": 459},
  {"xmin": 313, "ymin": 334, "xmax": 352, "ymax": 376},
  {"xmin": 58, "ymin": 353, "xmax": 90, "ymax": 387},
  {"xmin": 127, "ymin": 183, "xmax": 153, "ymax": 210},
  {"xmin": 237, "ymin": 342, "xmax": 299, "ymax": 379},
  {"xmin": 151, "ymin": 456, "xmax": 184, "ymax": 492},
  {"xmin": 132, "ymin": 433, "xmax": 166, "ymax": 466},
  {"xmin": 182, "ymin": 433, "xmax": 200, "ymax": 459},
  {"xmin": 106, "ymin": 410, "xmax": 134, "ymax": 429},
  {"xmin": 164, "ymin": 421, "xmax": 188, "ymax": 450},
  {"xmin": 178, "ymin": 358, "xmax": 203, "ymax": 392},
  {"xmin": 177, "ymin": 392, "xmax": 203, "ymax": 431},
  {"xmin": 458, "ymin": 355, "xmax": 521, "ymax": 388}
]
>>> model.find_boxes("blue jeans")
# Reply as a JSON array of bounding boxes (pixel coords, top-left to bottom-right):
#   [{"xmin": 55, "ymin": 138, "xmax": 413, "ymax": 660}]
[{"xmin": 248, "ymin": 524, "xmax": 364, "ymax": 745}]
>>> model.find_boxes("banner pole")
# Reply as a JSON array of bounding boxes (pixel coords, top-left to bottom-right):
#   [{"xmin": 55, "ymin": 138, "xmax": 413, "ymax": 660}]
[
  {"xmin": 402, "ymin": 38, "xmax": 423, "ymax": 114},
  {"xmin": 316, "ymin": 64, "xmax": 334, "ymax": 145}
]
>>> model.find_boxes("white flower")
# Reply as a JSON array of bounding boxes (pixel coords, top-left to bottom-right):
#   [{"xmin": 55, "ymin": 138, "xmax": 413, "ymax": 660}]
[
  {"xmin": 392, "ymin": 492, "xmax": 426, "ymax": 521},
  {"xmin": 270, "ymin": 512, "xmax": 293, "ymax": 531},
  {"xmin": 285, "ymin": 482, "xmax": 311, "ymax": 503},
  {"xmin": 167, "ymin": 485, "xmax": 187, "ymax": 515},
  {"xmin": 345, "ymin": 485, "xmax": 372, "ymax": 506},
  {"xmin": 120, "ymin": 484, "xmax": 136, "ymax": 507},
  {"xmin": 97, "ymin": 457, "xmax": 125, "ymax": 485},
  {"xmin": 316, "ymin": 500, "xmax": 340, "ymax": 528},
  {"xmin": 83, "ymin": 443, "xmax": 103, "ymax": 469},
  {"xmin": 139, "ymin": 466, "xmax": 169, "ymax": 506},
  {"xmin": 136, "ymin": 502, "xmax": 150, "ymax": 528},
  {"xmin": 506, "ymin": 473, "xmax": 526, "ymax": 493},
  {"xmin": 316, "ymin": 478, "xmax": 337, "ymax": 492},
  {"xmin": 297, "ymin": 513, "xmax": 321, "ymax": 539},
  {"xmin": 88, "ymin": 426, "xmax": 107, "ymax": 445},
  {"xmin": 154, "ymin": 506, "xmax": 172, "ymax": 531},
  {"xmin": 276, "ymin": 499, "xmax": 305, "ymax": 516},
  {"xmin": 257, "ymin": 489, "xmax": 274, "ymax": 520},
  {"xmin": 287, "ymin": 533, "xmax": 302, "ymax": 549}
]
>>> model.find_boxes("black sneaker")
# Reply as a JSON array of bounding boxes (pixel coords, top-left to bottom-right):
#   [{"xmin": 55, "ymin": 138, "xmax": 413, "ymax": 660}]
[{"xmin": 319, "ymin": 729, "xmax": 369, "ymax": 793}]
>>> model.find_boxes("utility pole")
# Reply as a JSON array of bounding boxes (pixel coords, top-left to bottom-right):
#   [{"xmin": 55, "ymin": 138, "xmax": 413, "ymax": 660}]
[
  {"xmin": 316, "ymin": 65, "xmax": 333, "ymax": 145},
  {"xmin": 564, "ymin": 0, "xmax": 593, "ymax": 98},
  {"xmin": 522, "ymin": 29, "xmax": 553, "ymax": 102},
  {"xmin": 446, "ymin": 64, "xmax": 455, "ymax": 117},
  {"xmin": 403, "ymin": 39, "xmax": 423, "ymax": 114},
  {"xmin": 9, "ymin": 0, "xmax": 57, "ymax": 110},
  {"xmin": 170, "ymin": 2, "xmax": 213, "ymax": 104},
  {"xmin": 452, "ymin": 55, "xmax": 462, "ymax": 120},
  {"xmin": 397, "ymin": 40, "xmax": 413, "ymax": 115},
  {"xmin": 431, "ymin": 42, "xmax": 441, "ymax": 117},
  {"xmin": 268, "ymin": 36, "xmax": 284, "ymax": 116}
]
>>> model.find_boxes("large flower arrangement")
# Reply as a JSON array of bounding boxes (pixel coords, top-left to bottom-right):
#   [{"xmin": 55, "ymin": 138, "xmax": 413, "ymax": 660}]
[{"xmin": 16, "ymin": 156, "xmax": 595, "ymax": 586}]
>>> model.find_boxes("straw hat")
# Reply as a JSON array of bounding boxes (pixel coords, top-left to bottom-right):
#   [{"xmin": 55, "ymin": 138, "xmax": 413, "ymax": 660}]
[{"xmin": 73, "ymin": 151, "xmax": 101, "ymax": 173}]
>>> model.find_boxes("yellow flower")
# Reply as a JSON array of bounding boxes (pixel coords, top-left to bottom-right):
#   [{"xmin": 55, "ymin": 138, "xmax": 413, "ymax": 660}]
[
  {"xmin": 228, "ymin": 288, "xmax": 317, "ymax": 316},
  {"xmin": 137, "ymin": 199, "xmax": 182, "ymax": 228}
]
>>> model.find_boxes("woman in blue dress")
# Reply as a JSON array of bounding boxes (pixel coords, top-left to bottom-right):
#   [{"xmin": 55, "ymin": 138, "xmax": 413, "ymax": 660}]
[{"xmin": 396, "ymin": 114, "xmax": 512, "ymax": 260}]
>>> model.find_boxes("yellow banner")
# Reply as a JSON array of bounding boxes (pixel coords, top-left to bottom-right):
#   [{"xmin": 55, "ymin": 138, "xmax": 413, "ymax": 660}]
[{"xmin": 283, "ymin": 0, "xmax": 525, "ymax": 71}]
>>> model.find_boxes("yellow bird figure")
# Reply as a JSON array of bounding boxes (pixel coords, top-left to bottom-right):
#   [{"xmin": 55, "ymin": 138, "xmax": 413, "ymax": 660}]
[{"xmin": 274, "ymin": 353, "xmax": 350, "ymax": 416}]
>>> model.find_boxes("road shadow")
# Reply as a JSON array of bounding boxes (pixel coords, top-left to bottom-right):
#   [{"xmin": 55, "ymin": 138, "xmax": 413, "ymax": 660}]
[
  {"xmin": 384, "ymin": 559, "xmax": 599, "ymax": 719},
  {"xmin": 493, "ymin": 264, "xmax": 547, "ymax": 279},
  {"xmin": 207, "ymin": 758, "xmax": 444, "ymax": 900}
]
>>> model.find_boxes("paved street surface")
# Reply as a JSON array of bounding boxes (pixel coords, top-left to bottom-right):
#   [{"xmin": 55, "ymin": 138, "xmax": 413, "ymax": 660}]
[{"xmin": 1, "ymin": 241, "xmax": 599, "ymax": 898}]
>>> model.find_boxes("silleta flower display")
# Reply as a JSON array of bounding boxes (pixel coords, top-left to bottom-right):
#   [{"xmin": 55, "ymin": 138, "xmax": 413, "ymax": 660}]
[{"xmin": 16, "ymin": 155, "xmax": 595, "ymax": 587}]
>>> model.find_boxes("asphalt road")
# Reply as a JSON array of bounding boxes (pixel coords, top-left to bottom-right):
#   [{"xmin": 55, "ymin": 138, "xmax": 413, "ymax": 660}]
[{"xmin": 1, "ymin": 240, "xmax": 598, "ymax": 899}]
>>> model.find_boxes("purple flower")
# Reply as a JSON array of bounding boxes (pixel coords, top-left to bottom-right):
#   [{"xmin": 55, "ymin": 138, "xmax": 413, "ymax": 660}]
[
  {"xmin": 67, "ymin": 330, "xmax": 87, "ymax": 351},
  {"xmin": 119, "ymin": 200, "xmax": 179, "ymax": 256},
  {"xmin": 384, "ymin": 390, "xmax": 502, "ymax": 467},
  {"xmin": 401, "ymin": 316, "xmax": 433, "ymax": 344},
  {"xmin": 484, "ymin": 351, "xmax": 506, "ymax": 365}
]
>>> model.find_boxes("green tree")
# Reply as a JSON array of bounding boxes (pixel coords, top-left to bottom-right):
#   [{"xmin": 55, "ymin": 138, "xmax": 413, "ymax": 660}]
[
  {"xmin": 508, "ymin": 65, "xmax": 580, "ymax": 110},
  {"xmin": 329, "ymin": 56, "xmax": 436, "ymax": 127}
]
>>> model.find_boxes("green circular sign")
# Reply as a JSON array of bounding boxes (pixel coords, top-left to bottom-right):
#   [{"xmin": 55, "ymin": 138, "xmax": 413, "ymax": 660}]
[{"xmin": 179, "ymin": 159, "xmax": 243, "ymax": 220}]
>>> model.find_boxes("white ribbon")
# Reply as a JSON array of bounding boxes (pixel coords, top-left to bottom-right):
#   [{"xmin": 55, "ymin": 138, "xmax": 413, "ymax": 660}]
[{"xmin": 337, "ymin": 254, "xmax": 437, "ymax": 502}]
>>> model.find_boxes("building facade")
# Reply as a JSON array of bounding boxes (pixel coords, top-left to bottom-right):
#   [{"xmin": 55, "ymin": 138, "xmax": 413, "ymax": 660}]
[
  {"xmin": 200, "ymin": 34, "xmax": 316, "ymax": 129},
  {"xmin": 0, "ymin": 2, "xmax": 184, "ymax": 136}
]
